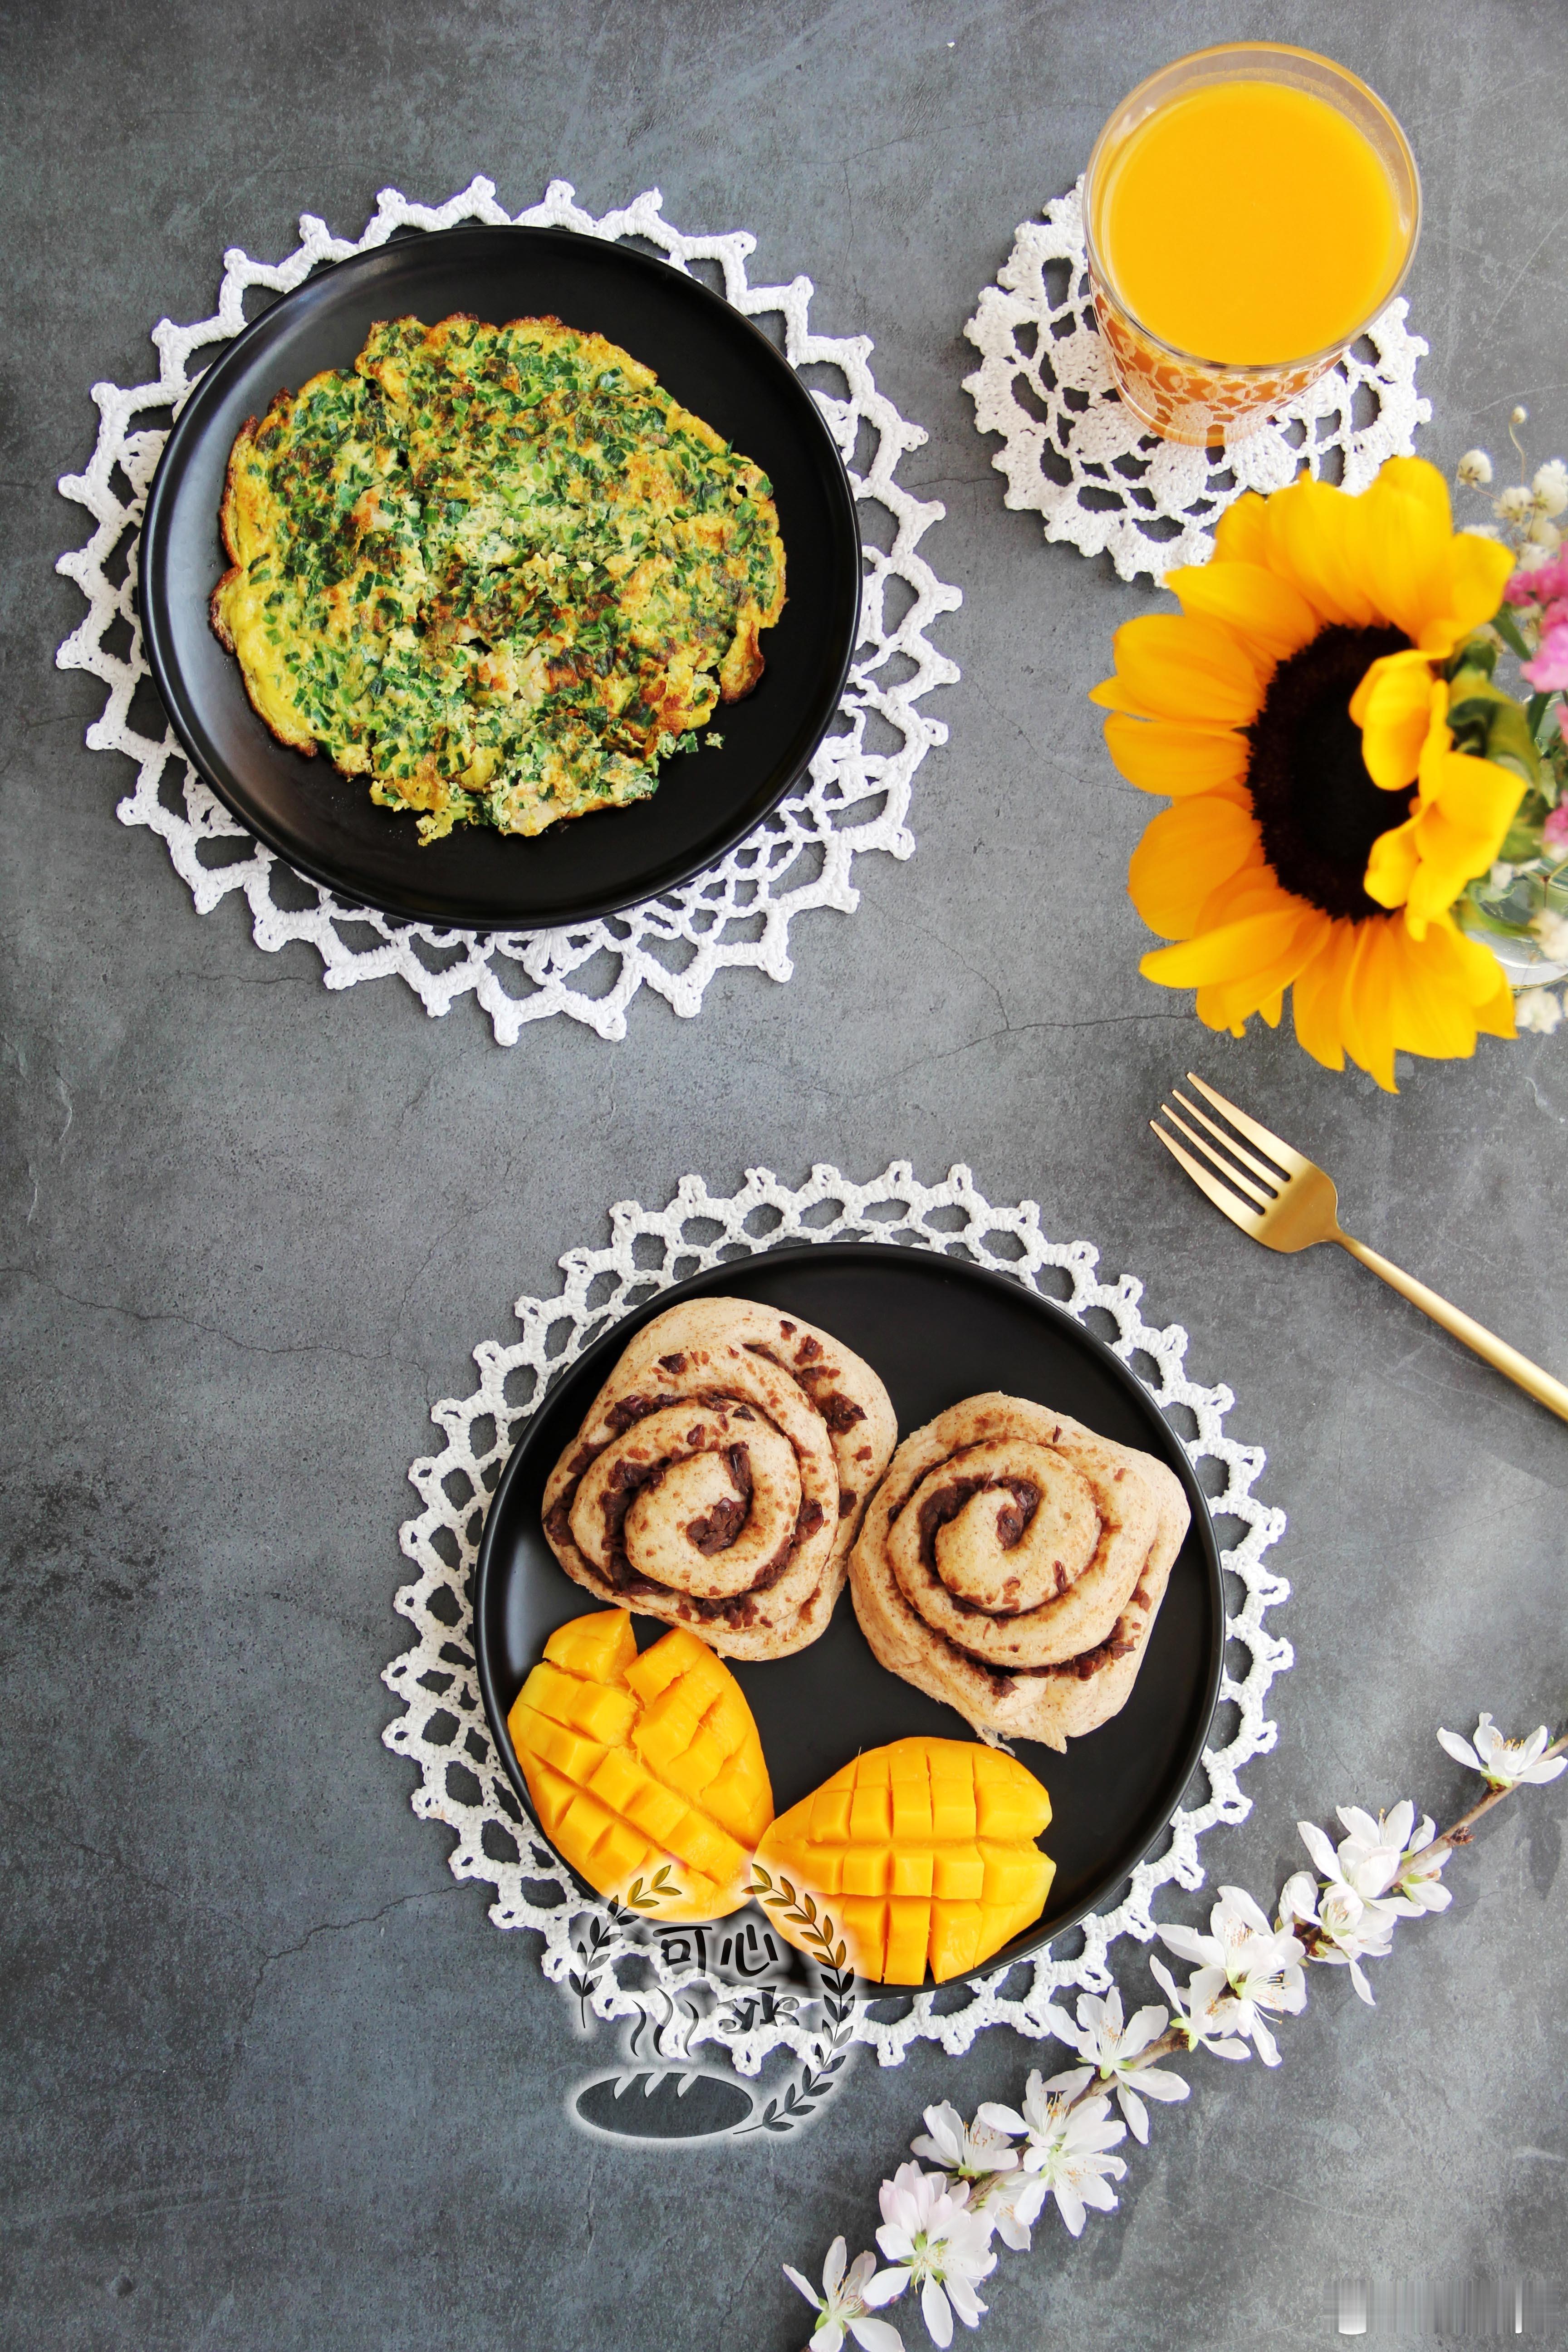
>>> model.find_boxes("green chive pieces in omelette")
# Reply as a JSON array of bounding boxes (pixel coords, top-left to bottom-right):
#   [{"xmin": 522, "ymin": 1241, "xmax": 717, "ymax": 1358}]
[{"xmin": 209, "ymin": 314, "xmax": 786, "ymax": 843}]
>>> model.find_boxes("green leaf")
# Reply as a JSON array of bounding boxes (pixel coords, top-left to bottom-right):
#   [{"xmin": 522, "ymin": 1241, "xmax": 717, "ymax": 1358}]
[
  {"xmin": 1491, "ymin": 604, "xmax": 1533, "ymax": 662},
  {"xmin": 1446, "ymin": 684, "xmax": 1542, "ymax": 792}
]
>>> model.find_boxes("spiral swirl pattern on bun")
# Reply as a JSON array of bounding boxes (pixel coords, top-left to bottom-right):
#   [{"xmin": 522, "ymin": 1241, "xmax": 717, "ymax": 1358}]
[
  {"xmin": 849, "ymin": 1393, "xmax": 1190, "ymax": 1749},
  {"xmin": 542, "ymin": 1298, "xmax": 898, "ymax": 1660}
]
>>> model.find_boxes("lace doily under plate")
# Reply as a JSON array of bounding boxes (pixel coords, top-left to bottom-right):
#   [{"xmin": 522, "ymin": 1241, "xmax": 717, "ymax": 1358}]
[
  {"xmin": 56, "ymin": 180, "xmax": 960, "ymax": 1043},
  {"xmin": 384, "ymin": 1161, "xmax": 1290, "ymax": 2073},
  {"xmin": 962, "ymin": 180, "xmax": 1430, "ymax": 584}
]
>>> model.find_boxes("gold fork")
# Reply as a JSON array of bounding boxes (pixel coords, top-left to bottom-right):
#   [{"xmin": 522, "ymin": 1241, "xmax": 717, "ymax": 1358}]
[{"xmin": 1153, "ymin": 1072, "xmax": 1568, "ymax": 1426}]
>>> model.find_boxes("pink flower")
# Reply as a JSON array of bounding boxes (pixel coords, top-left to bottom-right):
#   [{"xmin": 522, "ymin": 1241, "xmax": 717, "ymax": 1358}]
[
  {"xmin": 1543, "ymin": 801, "xmax": 1568, "ymax": 850},
  {"xmin": 1507, "ymin": 552, "xmax": 1568, "ymax": 606},
  {"xmin": 1522, "ymin": 617, "xmax": 1568, "ymax": 691}
]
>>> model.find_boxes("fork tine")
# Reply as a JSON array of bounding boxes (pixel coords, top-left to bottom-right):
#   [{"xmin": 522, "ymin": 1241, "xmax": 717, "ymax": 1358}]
[
  {"xmin": 1159, "ymin": 1105, "xmax": 1276, "ymax": 1209},
  {"xmin": 1150, "ymin": 1119, "xmax": 1267, "ymax": 1234},
  {"xmin": 1184, "ymin": 1072, "xmax": 1310, "ymax": 1175},
  {"xmin": 1171, "ymin": 1088, "xmax": 1285, "ymax": 1191}
]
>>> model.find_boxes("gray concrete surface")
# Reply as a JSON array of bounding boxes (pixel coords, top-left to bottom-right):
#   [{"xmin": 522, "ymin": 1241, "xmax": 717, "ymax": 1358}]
[{"xmin": 3, "ymin": 3, "xmax": 1565, "ymax": 2346}]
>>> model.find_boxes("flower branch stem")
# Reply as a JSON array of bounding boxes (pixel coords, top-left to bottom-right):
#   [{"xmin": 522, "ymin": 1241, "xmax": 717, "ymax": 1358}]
[
  {"xmin": 1426, "ymin": 1730, "xmax": 1566, "ymax": 1855},
  {"xmin": 1046, "ymin": 1732, "xmax": 1566, "ymax": 2118}
]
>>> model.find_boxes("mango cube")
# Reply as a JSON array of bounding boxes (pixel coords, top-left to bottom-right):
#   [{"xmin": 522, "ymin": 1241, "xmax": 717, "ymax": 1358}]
[
  {"xmin": 754, "ymin": 1736, "xmax": 1054, "ymax": 1986},
  {"xmin": 507, "ymin": 1612, "xmax": 774, "ymax": 1920}
]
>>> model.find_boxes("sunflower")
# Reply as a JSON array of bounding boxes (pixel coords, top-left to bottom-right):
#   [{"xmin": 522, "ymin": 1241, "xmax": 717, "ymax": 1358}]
[{"xmin": 1093, "ymin": 457, "xmax": 1523, "ymax": 1089}]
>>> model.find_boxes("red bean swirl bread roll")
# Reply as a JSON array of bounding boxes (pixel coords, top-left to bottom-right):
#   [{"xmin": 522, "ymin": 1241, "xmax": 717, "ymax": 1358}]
[
  {"xmin": 849, "ymin": 1393, "xmax": 1190, "ymax": 1749},
  {"xmin": 541, "ymin": 1298, "xmax": 898, "ymax": 1661}
]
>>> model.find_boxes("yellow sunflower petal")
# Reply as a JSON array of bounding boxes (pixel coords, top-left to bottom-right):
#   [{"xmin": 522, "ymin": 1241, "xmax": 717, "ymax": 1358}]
[
  {"xmin": 1193, "ymin": 865, "xmax": 1298, "ymax": 923},
  {"xmin": 1371, "ymin": 456, "xmax": 1453, "ymax": 531},
  {"xmin": 1263, "ymin": 479, "xmax": 1378, "ymax": 627},
  {"xmin": 1089, "ymin": 674, "xmax": 1164, "ymax": 720},
  {"xmin": 1388, "ymin": 921, "xmax": 1477, "ymax": 1061},
  {"xmin": 1210, "ymin": 491, "xmax": 1270, "ymax": 568},
  {"xmin": 1101, "ymin": 713, "xmax": 1251, "ymax": 797},
  {"xmin": 1413, "ymin": 530, "xmax": 1516, "ymax": 655},
  {"xmin": 1349, "ymin": 466, "xmax": 1455, "ymax": 641},
  {"xmin": 1338, "ymin": 921, "xmax": 1399, "ymax": 1090},
  {"xmin": 1440, "ymin": 918, "xmax": 1515, "ymax": 1023},
  {"xmin": 1128, "ymin": 798, "xmax": 1261, "ymax": 939},
  {"xmin": 1363, "ymin": 813, "xmax": 1421, "ymax": 911},
  {"xmin": 1192, "ymin": 983, "xmax": 1250, "ymax": 1036},
  {"xmin": 1423, "ymin": 745, "xmax": 1525, "ymax": 842},
  {"xmin": 1470, "ymin": 964, "xmax": 1517, "ymax": 1039},
  {"xmin": 1195, "ymin": 916, "xmax": 1322, "ymax": 1030},
  {"xmin": 1349, "ymin": 649, "xmax": 1438, "ymax": 790},
  {"xmin": 1403, "ymin": 818, "xmax": 1504, "ymax": 937},
  {"xmin": 1139, "ymin": 906, "xmax": 1313, "ymax": 992},
  {"xmin": 1401, "ymin": 750, "xmax": 1525, "ymax": 932},
  {"xmin": 1290, "ymin": 916, "xmax": 1361, "ymax": 1070},
  {"xmin": 1109, "ymin": 613, "xmax": 1269, "ymax": 729},
  {"xmin": 1165, "ymin": 560, "xmax": 1320, "ymax": 666}
]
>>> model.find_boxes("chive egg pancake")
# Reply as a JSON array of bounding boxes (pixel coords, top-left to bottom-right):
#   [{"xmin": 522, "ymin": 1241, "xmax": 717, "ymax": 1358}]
[{"xmin": 209, "ymin": 314, "xmax": 787, "ymax": 843}]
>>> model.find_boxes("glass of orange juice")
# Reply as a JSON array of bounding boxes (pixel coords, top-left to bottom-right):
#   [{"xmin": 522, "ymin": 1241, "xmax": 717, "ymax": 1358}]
[{"xmin": 1084, "ymin": 43, "xmax": 1420, "ymax": 446}]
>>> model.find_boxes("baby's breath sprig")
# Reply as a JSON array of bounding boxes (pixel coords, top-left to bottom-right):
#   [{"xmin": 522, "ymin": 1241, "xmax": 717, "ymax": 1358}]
[{"xmin": 1452, "ymin": 407, "xmax": 1568, "ymax": 1028}]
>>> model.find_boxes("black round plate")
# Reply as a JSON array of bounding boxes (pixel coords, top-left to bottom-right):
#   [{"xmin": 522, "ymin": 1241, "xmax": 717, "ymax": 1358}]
[
  {"xmin": 475, "ymin": 1242, "xmax": 1223, "ymax": 1990},
  {"xmin": 139, "ymin": 225, "xmax": 861, "ymax": 931}
]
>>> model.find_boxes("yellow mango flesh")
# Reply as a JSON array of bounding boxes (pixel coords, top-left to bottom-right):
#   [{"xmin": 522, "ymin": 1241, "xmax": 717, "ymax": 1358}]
[
  {"xmin": 507, "ymin": 1609, "xmax": 773, "ymax": 1919},
  {"xmin": 755, "ymin": 1736, "xmax": 1054, "ymax": 1984}
]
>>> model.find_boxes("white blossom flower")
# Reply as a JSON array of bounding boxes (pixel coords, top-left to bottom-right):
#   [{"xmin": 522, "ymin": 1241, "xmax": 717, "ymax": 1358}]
[
  {"xmin": 974, "ymin": 2161, "xmax": 1049, "ymax": 2254},
  {"xmin": 1331, "ymin": 1802, "xmax": 1452, "ymax": 1916},
  {"xmin": 1533, "ymin": 457, "xmax": 1568, "ymax": 516},
  {"xmin": 1456, "ymin": 447, "xmax": 1494, "ymax": 488},
  {"xmin": 873, "ymin": 2164, "xmax": 996, "ymax": 2349},
  {"xmin": 976, "ymin": 2068, "xmax": 1127, "ymax": 2238},
  {"xmin": 1389, "ymin": 1814, "xmax": 1454, "ymax": 1915},
  {"xmin": 784, "ymin": 2238, "xmax": 907, "ymax": 2352},
  {"xmin": 910, "ymin": 2102, "xmax": 1019, "ymax": 2181},
  {"xmin": 1514, "ymin": 987, "xmax": 1564, "ymax": 1035},
  {"xmin": 1490, "ymin": 860, "xmax": 1519, "ymax": 888},
  {"xmin": 1528, "ymin": 908, "xmax": 1568, "ymax": 961},
  {"xmin": 1528, "ymin": 514, "xmax": 1563, "ymax": 551},
  {"xmin": 1284, "ymin": 1803, "xmax": 1451, "ymax": 2000},
  {"xmin": 1148, "ymin": 1955, "xmax": 1252, "ymax": 2061},
  {"xmin": 1495, "ymin": 482, "xmax": 1534, "ymax": 523},
  {"xmin": 1512, "ymin": 405, "xmax": 1530, "ymax": 426},
  {"xmin": 1439, "ymin": 1713, "xmax": 1567, "ymax": 1789},
  {"xmin": 1514, "ymin": 539, "xmax": 1554, "ymax": 573},
  {"xmin": 1278, "ymin": 1842, "xmax": 1396, "ymax": 2007},
  {"xmin": 1044, "ymin": 1986, "xmax": 1189, "ymax": 2143},
  {"xmin": 1157, "ymin": 1886, "xmax": 1306, "ymax": 2064}
]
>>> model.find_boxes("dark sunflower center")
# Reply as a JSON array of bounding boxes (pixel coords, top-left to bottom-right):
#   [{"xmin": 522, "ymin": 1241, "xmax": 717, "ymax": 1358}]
[{"xmin": 1245, "ymin": 623, "xmax": 1415, "ymax": 921}]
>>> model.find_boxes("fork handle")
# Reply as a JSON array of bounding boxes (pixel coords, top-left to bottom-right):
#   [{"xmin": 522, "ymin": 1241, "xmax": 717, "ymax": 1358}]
[{"xmin": 1336, "ymin": 1233, "xmax": 1568, "ymax": 1424}]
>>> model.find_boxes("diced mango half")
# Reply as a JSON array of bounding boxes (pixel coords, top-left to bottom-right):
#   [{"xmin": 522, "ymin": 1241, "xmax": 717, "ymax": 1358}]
[
  {"xmin": 507, "ymin": 1612, "xmax": 774, "ymax": 1920},
  {"xmin": 754, "ymin": 1736, "xmax": 1054, "ymax": 1985}
]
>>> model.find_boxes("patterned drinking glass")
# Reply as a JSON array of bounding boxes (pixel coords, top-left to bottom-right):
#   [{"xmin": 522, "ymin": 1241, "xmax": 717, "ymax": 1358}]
[{"xmin": 1083, "ymin": 42, "xmax": 1420, "ymax": 448}]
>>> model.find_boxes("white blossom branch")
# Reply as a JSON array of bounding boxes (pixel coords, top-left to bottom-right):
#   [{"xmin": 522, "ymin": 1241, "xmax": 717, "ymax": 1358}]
[{"xmin": 785, "ymin": 1713, "xmax": 1565, "ymax": 2352}]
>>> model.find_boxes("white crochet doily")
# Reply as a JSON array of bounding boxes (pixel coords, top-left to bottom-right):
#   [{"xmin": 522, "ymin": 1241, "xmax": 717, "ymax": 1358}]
[
  {"xmin": 384, "ymin": 1161, "xmax": 1290, "ymax": 2073},
  {"xmin": 56, "ymin": 179, "xmax": 960, "ymax": 1043},
  {"xmin": 962, "ymin": 181, "xmax": 1431, "ymax": 583}
]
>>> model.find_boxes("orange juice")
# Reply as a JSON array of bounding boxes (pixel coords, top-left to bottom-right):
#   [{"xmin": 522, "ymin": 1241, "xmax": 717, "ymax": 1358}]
[
  {"xmin": 1083, "ymin": 46, "xmax": 1420, "ymax": 445},
  {"xmin": 1094, "ymin": 81, "xmax": 1405, "ymax": 365}
]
